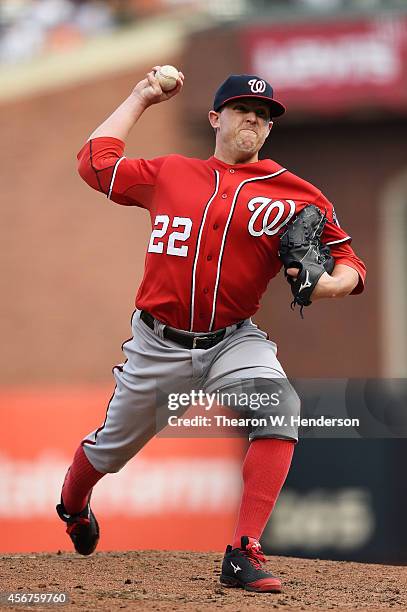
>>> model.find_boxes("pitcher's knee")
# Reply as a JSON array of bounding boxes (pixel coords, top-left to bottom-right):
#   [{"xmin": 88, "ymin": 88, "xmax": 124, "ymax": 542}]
[{"xmin": 215, "ymin": 377, "xmax": 301, "ymax": 442}]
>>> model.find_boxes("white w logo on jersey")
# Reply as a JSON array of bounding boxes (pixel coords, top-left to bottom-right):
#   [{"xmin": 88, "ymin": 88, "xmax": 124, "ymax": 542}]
[
  {"xmin": 248, "ymin": 79, "xmax": 266, "ymax": 93},
  {"xmin": 247, "ymin": 197, "xmax": 296, "ymax": 237}
]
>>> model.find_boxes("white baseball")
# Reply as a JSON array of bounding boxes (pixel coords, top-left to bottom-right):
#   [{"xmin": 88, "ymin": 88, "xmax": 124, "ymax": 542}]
[{"xmin": 156, "ymin": 65, "xmax": 179, "ymax": 92}]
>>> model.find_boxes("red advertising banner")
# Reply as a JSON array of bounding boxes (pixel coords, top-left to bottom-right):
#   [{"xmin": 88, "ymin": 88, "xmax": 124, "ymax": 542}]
[
  {"xmin": 242, "ymin": 16, "xmax": 407, "ymax": 114},
  {"xmin": 0, "ymin": 388, "xmax": 244, "ymax": 553}
]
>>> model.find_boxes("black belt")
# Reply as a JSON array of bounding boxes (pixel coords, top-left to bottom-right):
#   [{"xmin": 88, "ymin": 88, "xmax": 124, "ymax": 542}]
[{"xmin": 140, "ymin": 310, "xmax": 243, "ymax": 350}]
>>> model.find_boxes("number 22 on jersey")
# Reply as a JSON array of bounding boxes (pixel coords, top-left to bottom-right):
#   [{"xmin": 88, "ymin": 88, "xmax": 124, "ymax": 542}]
[{"xmin": 148, "ymin": 215, "xmax": 192, "ymax": 257}]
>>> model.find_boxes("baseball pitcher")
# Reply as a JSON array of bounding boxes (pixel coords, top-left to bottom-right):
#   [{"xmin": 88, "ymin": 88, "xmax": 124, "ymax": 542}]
[{"xmin": 57, "ymin": 68, "xmax": 366, "ymax": 593}]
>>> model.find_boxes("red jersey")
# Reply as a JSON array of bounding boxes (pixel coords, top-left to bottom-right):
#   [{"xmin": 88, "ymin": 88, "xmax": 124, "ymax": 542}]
[{"xmin": 77, "ymin": 137, "xmax": 366, "ymax": 332}]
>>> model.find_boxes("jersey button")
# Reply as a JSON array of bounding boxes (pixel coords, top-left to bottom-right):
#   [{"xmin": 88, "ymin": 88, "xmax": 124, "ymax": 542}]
[
  {"xmin": 221, "ymin": 193, "xmax": 227, "ymax": 199},
  {"xmin": 207, "ymin": 255, "xmax": 212, "ymax": 261},
  {"xmin": 213, "ymin": 223, "xmax": 219, "ymax": 230},
  {"xmin": 229, "ymin": 169, "xmax": 235, "ymax": 174},
  {"xmin": 203, "ymin": 288, "xmax": 209, "ymax": 294}
]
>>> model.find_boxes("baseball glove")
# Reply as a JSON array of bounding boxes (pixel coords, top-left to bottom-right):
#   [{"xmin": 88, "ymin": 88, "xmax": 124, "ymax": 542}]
[{"xmin": 279, "ymin": 204, "xmax": 335, "ymax": 316}]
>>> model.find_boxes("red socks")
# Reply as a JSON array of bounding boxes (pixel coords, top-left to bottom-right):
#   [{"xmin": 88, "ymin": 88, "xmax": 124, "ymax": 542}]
[
  {"xmin": 61, "ymin": 445, "xmax": 105, "ymax": 514},
  {"xmin": 62, "ymin": 438, "xmax": 293, "ymax": 533},
  {"xmin": 233, "ymin": 438, "xmax": 295, "ymax": 548}
]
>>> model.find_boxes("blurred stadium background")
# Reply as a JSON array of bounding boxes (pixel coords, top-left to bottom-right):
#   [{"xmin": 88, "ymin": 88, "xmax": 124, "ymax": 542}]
[{"xmin": 1, "ymin": 0, "xmax": 407, "ymax": 562}]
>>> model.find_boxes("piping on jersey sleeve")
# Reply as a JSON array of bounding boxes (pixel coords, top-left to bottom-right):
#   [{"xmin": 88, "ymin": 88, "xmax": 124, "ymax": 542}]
[
  {"xmin": 325, "ymin": 236, "xmax": 351, "ymax": 246},
  {"xmin": 107, "ymin": 156, "xmax": 126, "ymax": 199},
  {"xmin": 189, "ymin": 170, "xmax": 220, "ymax": 331},
  {"xmin": 89, "ymin": 138, "xmax": 114, "ymax": 195},
  {"xmin": 209, "ymin": 167, "xmax": 287, "ymax": 331}
]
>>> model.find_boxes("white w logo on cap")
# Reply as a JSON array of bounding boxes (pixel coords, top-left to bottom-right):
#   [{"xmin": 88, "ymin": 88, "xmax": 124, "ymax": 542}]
[{"xmin": 248, "ymin": 79, "xmax": 266, "ymax": 93}]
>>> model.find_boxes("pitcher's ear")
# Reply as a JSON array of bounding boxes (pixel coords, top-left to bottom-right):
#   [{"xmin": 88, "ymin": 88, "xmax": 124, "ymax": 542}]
[{"xmin": 208, "ymin": 110, "xmax": 221, "ymax": 129}]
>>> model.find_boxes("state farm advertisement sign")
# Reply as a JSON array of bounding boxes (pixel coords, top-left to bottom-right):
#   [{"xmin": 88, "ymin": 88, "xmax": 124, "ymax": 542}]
[{"xmin": 242, "ymin": 17, "xmax": 407, "ymax": 114}]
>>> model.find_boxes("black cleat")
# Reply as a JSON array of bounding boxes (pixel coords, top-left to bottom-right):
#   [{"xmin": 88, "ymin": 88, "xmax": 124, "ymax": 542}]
[
  {"xmin": 56, "ymin": 500, "xmax": 99, "ymax": 556},
  {"xmin": 220, "ymin": 536, "xmax": 282, "ymax": 593}
]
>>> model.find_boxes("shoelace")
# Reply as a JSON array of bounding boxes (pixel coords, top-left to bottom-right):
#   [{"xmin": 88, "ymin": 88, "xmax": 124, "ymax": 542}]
[
  {"xmin": 243, "ymin": 544, "xmax": 267, "ymax": 570},
  {"xmin": 66, "ymin": 517, "xmax": 90, "ymax": 535}
]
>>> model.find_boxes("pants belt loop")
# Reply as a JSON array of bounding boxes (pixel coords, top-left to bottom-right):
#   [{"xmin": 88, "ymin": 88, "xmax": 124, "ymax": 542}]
[
  {"xmin": 224, "ymin": 322, "xmax": 237, "ymax": 339},
  {"xmin": 223, "ymin": 319, "xmax": 247, "ymax": 339},
  {"xmin": 153, "ymin": 318, "xmax": 166, "ymax": 339}
]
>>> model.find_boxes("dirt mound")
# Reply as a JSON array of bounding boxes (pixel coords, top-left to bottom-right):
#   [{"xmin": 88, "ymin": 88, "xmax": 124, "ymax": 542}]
[{"xmin": 1, "ymin": 550, "xmax": 406, "ymax": 611}]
